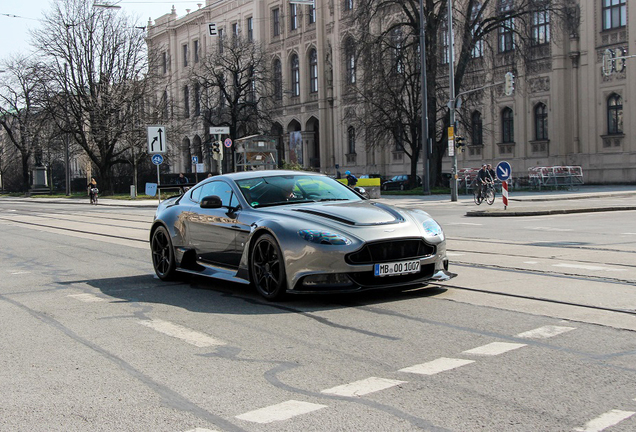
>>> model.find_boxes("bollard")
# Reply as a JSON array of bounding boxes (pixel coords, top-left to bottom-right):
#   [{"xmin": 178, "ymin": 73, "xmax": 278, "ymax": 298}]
[{"xmin": 130, "ymin": 185, "xmax": 136, "ymax": 199}]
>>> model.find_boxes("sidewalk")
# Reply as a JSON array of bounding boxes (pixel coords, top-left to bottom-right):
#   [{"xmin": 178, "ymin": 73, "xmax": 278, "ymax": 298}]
[{"xmin": 2, "ymin": 185, "xmax": 636, "ymax": 216}]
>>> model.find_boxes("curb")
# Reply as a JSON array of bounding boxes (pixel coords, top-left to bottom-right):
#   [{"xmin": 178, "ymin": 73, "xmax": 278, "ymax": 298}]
[{"xmin": 466, "ymin": 206, "xmax": 636, "ymax": 217}]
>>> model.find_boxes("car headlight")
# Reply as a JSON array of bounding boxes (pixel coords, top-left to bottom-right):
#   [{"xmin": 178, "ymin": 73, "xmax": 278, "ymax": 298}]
[
  {"xmin": 298, "ymin": 229, "xmax": 352, "ymax": 245},
  {"xmin": 422, "ymin": 219, "xmax": 444, "ymax": 239}
]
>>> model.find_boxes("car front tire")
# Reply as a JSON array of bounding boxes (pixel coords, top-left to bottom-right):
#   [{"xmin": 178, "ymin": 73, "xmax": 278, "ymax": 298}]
[
  {"xmin": 151, "ymin": 226, "xmax": 177, "ymax": 280},
  {"xmin": 250, "ymin": 234, "xmax": 287, "ymax": 301}
]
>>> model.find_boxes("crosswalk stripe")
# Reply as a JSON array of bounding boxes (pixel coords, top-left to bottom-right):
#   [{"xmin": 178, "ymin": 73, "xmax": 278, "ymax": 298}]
[
  {"xmin": 138, "ymin": 319, "xmax": 225, "ymax": 348},
  {"xmin": 574, "ymin": 409, "xmax": 635, "ymax": 432},
  {"xmin": 516, "ymin": 326, "xmax": 576, "ymax": 339},
  {"xmin": 321, "ymin": 377, "xmax": 406, "ymax": 397},
  {"xmin": 399, "ymin": 357, "xmax": 474, "ymax": 375},
  {"xmin": 463, "ymin": 342, "xmax": 526, "ymax": 356},
  {"xmin": 236, "ymin": 400, "xmax": 327, "ymax": 424}
]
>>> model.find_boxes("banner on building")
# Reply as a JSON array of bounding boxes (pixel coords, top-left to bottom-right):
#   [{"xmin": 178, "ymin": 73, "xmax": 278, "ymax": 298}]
[{"xmin": 289, "ymin": 131, "xmax": 303, "ymax": 165}]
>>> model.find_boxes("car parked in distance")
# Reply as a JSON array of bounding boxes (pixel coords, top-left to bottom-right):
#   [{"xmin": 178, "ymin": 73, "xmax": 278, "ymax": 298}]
[{"xmin": 381, "ymin": 175, "xmax": 422, "ymax": 191}]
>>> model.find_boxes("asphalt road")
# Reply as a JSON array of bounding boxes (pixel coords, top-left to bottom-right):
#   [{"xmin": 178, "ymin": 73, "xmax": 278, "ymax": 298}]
[{"xmin": 0, "ymin": 197, "xmax": 635, "ymax": 431}]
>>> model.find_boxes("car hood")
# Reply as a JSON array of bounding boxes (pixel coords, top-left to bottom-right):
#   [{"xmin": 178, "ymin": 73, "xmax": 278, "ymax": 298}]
[{"xmin": 285, "ymin": 201, "xmax": 408, "ymax": 226}]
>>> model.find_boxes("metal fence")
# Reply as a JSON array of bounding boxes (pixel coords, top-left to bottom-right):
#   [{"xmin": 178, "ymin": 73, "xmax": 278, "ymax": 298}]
[{"xmin": 528, "ymin": 166, "xmax": 584, "ymax": 190}]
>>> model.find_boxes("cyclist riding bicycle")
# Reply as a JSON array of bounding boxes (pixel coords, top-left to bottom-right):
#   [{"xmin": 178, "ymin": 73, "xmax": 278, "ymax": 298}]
[{"xmin": 476, "ymin": 164, "xmax": 494, "ymax": 201}]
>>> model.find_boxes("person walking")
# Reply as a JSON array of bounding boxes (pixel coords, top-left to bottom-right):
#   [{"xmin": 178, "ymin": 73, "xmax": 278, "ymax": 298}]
[{"xmin": 87, "ymin": 177, "xmax": 99, "ymax": 205}]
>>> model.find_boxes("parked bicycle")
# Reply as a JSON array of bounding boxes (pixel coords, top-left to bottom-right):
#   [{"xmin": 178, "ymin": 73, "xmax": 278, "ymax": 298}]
[{"xmin": 474, "ymin": 183, "xmax": 495, "ymax": 205}]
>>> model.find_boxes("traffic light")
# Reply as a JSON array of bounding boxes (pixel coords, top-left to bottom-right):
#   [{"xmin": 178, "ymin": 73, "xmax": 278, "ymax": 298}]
[
  {"xmin": 504, "ymin": 72, "xmax": 515, "ymax": 96},
  {"xmin": 212, "ymin": 141, "xmax": 221, "ymax": 153},
  {"xmin": 455, "ymin": 136, "xmax": 466, "ymax": 152}
]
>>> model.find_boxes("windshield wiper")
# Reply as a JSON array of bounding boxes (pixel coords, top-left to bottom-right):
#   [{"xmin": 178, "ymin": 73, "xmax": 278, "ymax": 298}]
[{"xmin": 318, "ymin": 198, "xmax": 350, "ymax": 202}]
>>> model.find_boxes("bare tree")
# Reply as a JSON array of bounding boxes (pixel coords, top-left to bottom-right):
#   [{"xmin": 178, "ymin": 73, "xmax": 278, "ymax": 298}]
[
  {"xmin": 189, "ymin": 32, "xmax": 274, "ymax": 172},
  {"xmin": 353, "ymin": 0, "xmax": 568, "ymax": 187},
  {"xmin": 32, "ymin": 0, "xmax": 152, "ymax": 194},
  {"xmin": 0, "ymin": 57, "xmax": 49, "ymax": 192}
]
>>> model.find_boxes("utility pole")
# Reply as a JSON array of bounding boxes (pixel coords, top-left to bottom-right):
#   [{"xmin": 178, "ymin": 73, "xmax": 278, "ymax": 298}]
[
  {"xmin": 448, "ymin": 0, "xmax": 458, "ymax": 202},
  {"xmin": 419, "ymin": 0, "xmax": 430, "ymax": 195}
]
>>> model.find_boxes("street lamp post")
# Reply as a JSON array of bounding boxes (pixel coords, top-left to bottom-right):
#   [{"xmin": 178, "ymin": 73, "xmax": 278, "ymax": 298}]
[
  {"xmin": 448, "ymin": 0, "xmax": 458, "ymax": 202},
  {"xmin": 419, "ymin": 0, "xmax": 430, "ymax": 195}
]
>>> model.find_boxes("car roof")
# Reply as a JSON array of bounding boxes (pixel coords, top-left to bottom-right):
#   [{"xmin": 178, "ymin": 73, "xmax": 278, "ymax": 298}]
[{"xmin": 213, "ymin": 170, "xmax": 325, "ymax": 182}]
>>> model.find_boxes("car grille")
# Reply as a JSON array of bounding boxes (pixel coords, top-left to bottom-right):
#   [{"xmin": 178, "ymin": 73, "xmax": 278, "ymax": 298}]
[
  {"xmin": 349, "ymin": 263, "xmax": 436, "ymax": 287},
  {"xmin": 346, "ymin": 239, "xmax": 436, "ymax": 265}
]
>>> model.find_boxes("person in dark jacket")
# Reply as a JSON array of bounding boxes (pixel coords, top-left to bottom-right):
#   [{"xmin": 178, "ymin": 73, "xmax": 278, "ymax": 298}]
[{"xmin": 345, "ymin": 170, "xmax": 357, "ymax": 187}]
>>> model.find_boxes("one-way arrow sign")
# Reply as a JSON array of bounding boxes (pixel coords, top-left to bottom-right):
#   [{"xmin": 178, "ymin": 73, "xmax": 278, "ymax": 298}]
[{"xmin": 147, "ymin": 126, "xmax": 167, "ymax": 154}]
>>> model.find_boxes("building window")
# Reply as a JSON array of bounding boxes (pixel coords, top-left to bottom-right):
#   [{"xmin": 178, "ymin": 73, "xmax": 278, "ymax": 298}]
[
  {"xmin": 182, "ymin": 43, "xmax": 189, "ymax": 67},
  {"xmin": 273, "ymin": 59, "xmax": 283, "ymax": 100},
  {"xmin": 309, "ymin": 49, "xmax": 318, "ymax": 93},
  {"xmin": 218, "ymin": 29, "xmax": 224, "ymax": 53},
  {"xmin": 602, "ymin": 0, "xmax": 626, "ymax": 30},
  {"xmin": 273, "ymin": 8, "xmax": 280, "ymax": 37},
  {"xmin": 162, "ymin": 90, "xmax": 169, "ymax": 119},
  {"xmin": 607, "ymin": 93, "xmax": 623, "ymax": 135},
  {"xmin": 232, "ymin": 23, "xmax": 239, "ymax": 46},
  {"xmin": 344, "ymin": 0, "xmax": 353, "ymax": 12},
  {"xmin": 183, "ymin": 85, "xmax": 190, "ymax": 118},
  {"xmin": 471, "ymin": 111, "xmax": 483, "ymax": 146},
  {"xmin": 534, "ymin": 103, "xmax": 548, "ymax": 140},
  {"xmin": 502, "ymin": 107, "xmax": 514, "ymax": 143},
  {"xmin": 531, "ymin": 10, "xmax": 550, "ymax": 45},
  {"xmin": 347, "ymin": 126, "xmax": 356, "ymax": 154},
  {"xmin": 471, "ymin": 2, "xmax": 483, "ymax": 58},
  {"xmin": 394, "ymin": 124, "xmax": 404, "ymax": 151},
  {"xmin": 193, "ymin": 40, "xmax": 199, "ymax": 63},
  {"xmin": 290, "ymin": 3, "xmax": 298, "ymax": 31},
  {"xmin": 498, "ymin": 0, "xmax": 514, "ymax": 53},
  {"xmin": 162, "ymin": 51, "xmax": 168, "ymax": 74},
  {"xmin": 291, "ymin": 54, "xmax": 300, "ymax": 97},
  {"xmin": 247, "ymin": 66, "xmax": 256, "ymax": 102},
  {"xmin": 194, "ymin": 83, "xmax": 201, "ymax": 116},
  {"xmin": 390, "ymin": 28, "xmax": 404, "ymax": 74},
  {"xmin": 345, "ymin": 38, "xmax": 356, "ymax": 84},
  {"xmin": 247, "ymin": 17, "xmax": 253, "ymax": 42},
  {"xmin": 308, "ymin": 4, "xmax": 316, "ymax": 24},
  {"xmin": 440, "ymin": 19, "xmax": 450, "ymax": 65}
]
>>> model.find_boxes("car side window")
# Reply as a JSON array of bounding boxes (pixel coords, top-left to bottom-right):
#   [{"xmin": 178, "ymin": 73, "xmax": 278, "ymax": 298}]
[
  {"xmin": 200, "ymin": 181, "xmax": 233, "ymax": 207},
  {"xmin": 189, "ymin": 185, "xmax": 203, "ymax": 203}
]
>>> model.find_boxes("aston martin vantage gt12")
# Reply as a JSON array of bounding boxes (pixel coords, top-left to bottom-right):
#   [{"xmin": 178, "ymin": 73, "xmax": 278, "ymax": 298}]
[{"xmin": 150, "ymin": 170, "xmax": 454, "ymax": 300}]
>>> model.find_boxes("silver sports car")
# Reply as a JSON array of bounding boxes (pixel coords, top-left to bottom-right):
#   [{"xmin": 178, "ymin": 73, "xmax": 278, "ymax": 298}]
[{"xmin": 150, "ymin": 170, "xmax": 455, "ymax": 300}]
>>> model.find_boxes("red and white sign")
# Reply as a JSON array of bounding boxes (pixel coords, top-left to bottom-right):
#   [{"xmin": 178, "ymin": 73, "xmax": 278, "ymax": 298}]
[{"xmin": 502, "ymin": 180, "xmax": 509, "ymax": 208}]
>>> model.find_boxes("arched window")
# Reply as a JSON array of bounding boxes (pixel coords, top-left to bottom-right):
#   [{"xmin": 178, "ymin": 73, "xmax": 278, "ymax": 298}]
[
  {"xmin": 309, "ymin": 49, "xmax": 318, "ymax": 93},
  {"xmin": 347, "ymin": 126, "xmax": 356, "ymax": 154},
  {"xmin": 607, "ymin": 93, "xmax": 623, "ymax": 135},
  {"xmin": 290, "ymin": 54, "xmax": 300, "ymax": 97},
  {"xmin": 273, "ymin": 59, "xmax": 282, "ymax": 100},
  {"xmin": 502, "ymin": 107, "xmax": 514, "ymax": 143},
  {"xmin": 345, "ymin": 38, "xmax": 356, "ymax": 84},
  {"xmin": 471, "ymin": 111, "xmax": 483, "ymax": 146},
  {"xmin": 534, "ymin": 103, "xmax": 548, "ymax": 140}
]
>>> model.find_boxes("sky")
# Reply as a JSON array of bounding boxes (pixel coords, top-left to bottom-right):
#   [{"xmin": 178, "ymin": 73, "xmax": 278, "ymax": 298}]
[{"xmin": 0, "ymin": 0, "xmax": 203, "ymax": 62}]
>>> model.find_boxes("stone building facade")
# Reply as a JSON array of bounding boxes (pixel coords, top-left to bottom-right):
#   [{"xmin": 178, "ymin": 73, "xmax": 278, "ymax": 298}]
[{"xmin": 145, "ymin": 0, "xmax": 636, "ymax": 184}]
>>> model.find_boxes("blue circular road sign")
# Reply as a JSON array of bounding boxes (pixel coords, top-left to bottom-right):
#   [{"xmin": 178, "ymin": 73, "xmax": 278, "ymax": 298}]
[
  {"xmin": 151, "ymin": 154, "xmax": 164, "ymax": 165},
  {"xmin": 496, "ymin": 161, "xmax": 512, "ymax": 181}
]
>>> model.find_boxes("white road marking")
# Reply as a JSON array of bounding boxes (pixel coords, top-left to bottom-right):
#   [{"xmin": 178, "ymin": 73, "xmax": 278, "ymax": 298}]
[
  {"xmin": 184, "ymin": 429, "xmax": 220, "ymax": 432},
  {"xmin": 553, "ymin": 263, "xmax": 626, "ymax": 272},
  {"xmin": 399, "ymin": 357, "xmax": 474, "ymax": 375},
  {"xmin": 138, "ymin": 319, "xmax": 225, "ymax": 348},
  {"xmin": 574, "ymin": 409, "xmax": 635, "ymax": 432},
  {"xmin": 526, "ymin": 227, "xmax": 573, "ymax": 232},
  {"xmin": 524, "ymin": 261, "xmax": 539, "ymax": 264},
  {"xmin": 516, "ymin": 325, "xmax": 576, "ymax": 339},
  {"xmin": 621, "ymin": 232, "xmax": 636, "ymax": 235},
  {"xmin": 446, "ymin": 252, "xmax": 465, "ymax": 257},
  {"xmin": 68, "ymin": 293, "xmax": 106, "ymax": 303},
  {"xmin": 321, "ymin": 377, "xmax": 406, "ymax": 397},
  {"xmin": 10, "ymin": 271, "xmax": 31, "ymax": 275},
  {"xmin": 235, "ymin": 400, "xmax": 327, "ymax": 424},
  {"xmin": 446, "ymin": 222, "xmax": 483, "ymax": 226},
  {"xmin": 462, "ymin": 342, "xmax": 526, "ymax": 356}
]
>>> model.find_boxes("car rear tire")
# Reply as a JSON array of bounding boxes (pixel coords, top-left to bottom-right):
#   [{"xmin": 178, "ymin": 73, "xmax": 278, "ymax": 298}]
[
  {"xmin": 250, "ymin": 234, "xmax": 287, "ymax": 301},
  {"xmin": 151, "ymin": 226, "xmax": 177, "ymax": 280}
]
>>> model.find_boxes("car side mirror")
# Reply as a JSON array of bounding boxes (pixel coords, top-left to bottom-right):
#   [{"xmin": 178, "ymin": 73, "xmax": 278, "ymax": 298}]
[{"xmin": 200, "ymin": 195, "xmax": 223, "ymax": 209}]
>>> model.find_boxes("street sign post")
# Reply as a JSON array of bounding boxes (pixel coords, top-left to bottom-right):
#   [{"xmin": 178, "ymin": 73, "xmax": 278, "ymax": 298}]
[
  {"xmin": 147, "ymin": 126, "xmax": 167, "ymax": 154},
  {"xmin": 210, "ymin": 127, "xmax": 230, "ymax": 134},
  {"xmin": 224, "ymin": 138, "xmax": 233, "ymax": 148},
  {"xmin": 496, "ymin": 161, "xmax": 512, "ymax": 210},
  {"xmin": 208, "ymin": 23, "xmax": 218, "ymax": 36},
  {"xmin": 447, "ymin": 126, "xmax": 455, "ymax": 157},
  {"xmin": 151, "ymin": 154, "xmax": 164, "ymax": 165},
  {"xmin": 192, "ymin": 156, "xmax": 198, "ymax": 164}
]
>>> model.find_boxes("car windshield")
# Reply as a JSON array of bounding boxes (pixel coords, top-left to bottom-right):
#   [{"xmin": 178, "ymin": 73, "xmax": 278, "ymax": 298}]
[{"xmin": 236, "ymin": 174, "xmax": 362, "ymax": 208}]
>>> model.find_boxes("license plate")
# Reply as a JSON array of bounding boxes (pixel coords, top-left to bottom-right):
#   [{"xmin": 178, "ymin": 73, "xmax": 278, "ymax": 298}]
[{"xmin": 374, "ymin": 260, "xmax": 421, "ymax": 277}]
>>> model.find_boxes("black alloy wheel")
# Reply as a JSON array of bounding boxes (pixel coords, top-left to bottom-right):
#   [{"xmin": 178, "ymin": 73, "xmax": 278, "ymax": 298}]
[
  {"xmin": 250, "ymin": 234, "xmax": 287, "ymax": 300},
  {"xmin": 151, "ymin": 226, "xmax": 177, "ymax": 280}
]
